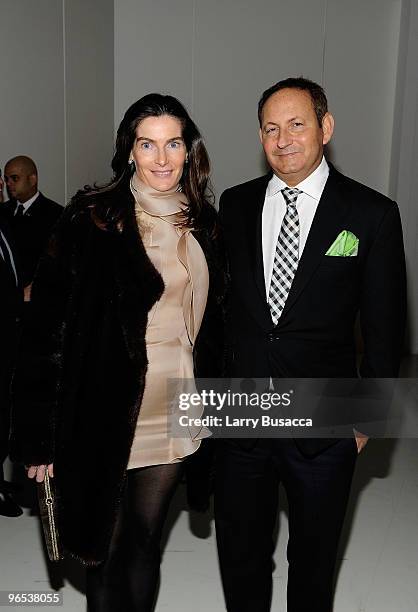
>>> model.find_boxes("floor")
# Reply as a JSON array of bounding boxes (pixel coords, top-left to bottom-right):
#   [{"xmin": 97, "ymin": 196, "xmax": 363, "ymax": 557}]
[{"xmin": 1, "ymin": 357, "xmax": 417, "ymax": 611}]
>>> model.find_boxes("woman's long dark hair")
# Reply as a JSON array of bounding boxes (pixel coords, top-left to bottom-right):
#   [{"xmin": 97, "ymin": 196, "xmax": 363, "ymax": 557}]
[{"xmin": 77, "ymin": 93, "xmax": 213, "ymax": 231}]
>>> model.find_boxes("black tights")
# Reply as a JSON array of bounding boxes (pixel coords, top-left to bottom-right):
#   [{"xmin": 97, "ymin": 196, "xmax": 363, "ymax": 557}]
[{"xmin": 86, "ymin": 462, "xmax": 183, "ymax": 611}]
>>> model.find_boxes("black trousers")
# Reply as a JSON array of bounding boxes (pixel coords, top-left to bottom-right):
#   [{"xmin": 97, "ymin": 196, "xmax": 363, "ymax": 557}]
[
  {"xmin": 0, "ymin": 360, "xmax": 11, "ymax": 470},
  {"xmin": 0, "ymin": 324, "xmax": 19, "ymax": 484},
  {"xmin": 215, "ymin": 437, "xmax": 357, "ymax": 612}
]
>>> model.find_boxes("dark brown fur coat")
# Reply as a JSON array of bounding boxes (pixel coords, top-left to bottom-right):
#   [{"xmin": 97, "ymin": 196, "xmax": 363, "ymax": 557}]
[{"xmin": 10, "ymin": 189, "xmax": 225, "ymax": 566}]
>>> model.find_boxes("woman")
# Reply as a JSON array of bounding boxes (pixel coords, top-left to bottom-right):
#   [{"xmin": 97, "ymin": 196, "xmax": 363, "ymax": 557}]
[{"xmin": 10, "ymin": 94, "xmax": 225, "ymax": 610}]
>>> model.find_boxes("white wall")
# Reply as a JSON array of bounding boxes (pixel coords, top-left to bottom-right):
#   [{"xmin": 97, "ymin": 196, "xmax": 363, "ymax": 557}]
[
  {"xmin": 391, "ymin": 0, "xmax": 418, "ymax": 352},
  {"xmin": 324, "ymin": 0, "xmax": 402, "ymax": 196},
  {"xmin": 64, "ymin": 0, "xmax": 114, "ymax": 200},
  {"xmin": 191, "ymin": 0, "xmax": 326, "ymax": 196},
  {"xmin": 0, "ymin": 0, "xmax": 65, "ymax": 204},
  {"xmin": 114, "ymin": 0, "xmax": 402, "ymax": 197},
  {"xmin": 115, "ymin": 0, "xmax": 195, "ymax": 118},
  {"xmin": 0, "ymin": 0, "xmax": 114, "ymax": 206},
  {"xmin": 115, "ymin": 0, "xmax": 327, "ymax": 195}
]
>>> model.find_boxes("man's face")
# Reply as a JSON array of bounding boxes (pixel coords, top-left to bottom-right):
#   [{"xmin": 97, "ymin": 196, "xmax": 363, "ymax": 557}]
[
  {"xmin": 4, "ymin": 162, "xmax": 37, "ymax": 202},
  {"xmin": 259, "ymin": 88, "xmax": 334, "ymax": 186}
]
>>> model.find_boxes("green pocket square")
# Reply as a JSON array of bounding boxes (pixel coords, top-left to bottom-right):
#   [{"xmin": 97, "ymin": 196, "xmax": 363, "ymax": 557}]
[{"xmin": 325, "ymin": 230, "xmax": 359, "ymax": 257}]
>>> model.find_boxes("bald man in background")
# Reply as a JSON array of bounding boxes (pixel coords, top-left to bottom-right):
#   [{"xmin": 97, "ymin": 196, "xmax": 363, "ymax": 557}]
[{"xmin": 2, "ymin": 156, "xmax": 62, "ymax": 299}]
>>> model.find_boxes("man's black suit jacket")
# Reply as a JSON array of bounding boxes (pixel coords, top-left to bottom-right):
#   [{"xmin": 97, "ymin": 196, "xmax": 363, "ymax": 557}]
[
  {"xmin": 0, "ymin": 219, "xmax": 22, "ymax": 460},
  {"xmin": 2, "ymin": 193, "xmax": 62, "ymax": 286},
  {"xmin": 219, "ymin": 164, "xmax": 407, "ymax": 456},
  {"xmin": 0, "ymin": 220, "xmax": 21, "ymax": 324}
]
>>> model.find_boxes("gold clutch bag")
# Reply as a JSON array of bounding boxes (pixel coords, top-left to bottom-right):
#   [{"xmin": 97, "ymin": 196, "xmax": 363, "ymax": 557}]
[{"xmin": 37, "ymin": 471, "xmax": 64, "ymax": 562}]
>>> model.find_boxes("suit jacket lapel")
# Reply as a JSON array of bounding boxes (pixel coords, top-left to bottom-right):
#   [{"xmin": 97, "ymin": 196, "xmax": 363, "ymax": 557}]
[
  {"xmin": 23, "ymin": 193, "xmax": 43, "ymax": 218},
  {"xmin": 278, "ymin": 166, "xmax": 350, "ymax": 322},
  {"xmin": 0, "ymin": 220, "xmax": 20, "ymax": 287},
  {"xmin": 247, "ymin": 174, "xmax": 271, "ymax": 300},
  {"xmin": 237, "ymin": 172, "xmax": 273, "ymax": 330}
]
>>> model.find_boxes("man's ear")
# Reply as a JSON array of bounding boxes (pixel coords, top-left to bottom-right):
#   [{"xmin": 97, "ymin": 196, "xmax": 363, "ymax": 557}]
[
  {"xmin": 29, "ymin": 173, "xmax": 37, "ymax": 188},
  {"xmin": 322, "ymin": 112, "xmax": 335, "ymax": 145},
  {"xmin": 259, "ymin": 127, "xmax": 264, "ymax": 144}
]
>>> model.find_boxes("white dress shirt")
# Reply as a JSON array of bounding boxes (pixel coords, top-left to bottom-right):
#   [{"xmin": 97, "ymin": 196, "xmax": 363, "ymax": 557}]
[
  {"xmin": 16, "ymin": 190, "xmax": 40, "ymax": 214},
  {"xmin": 262, "ymin": 156, "xmax": 329, "ymax": 298}
]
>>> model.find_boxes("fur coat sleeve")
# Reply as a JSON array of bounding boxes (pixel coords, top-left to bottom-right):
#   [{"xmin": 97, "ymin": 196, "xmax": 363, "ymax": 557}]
[{"xmin": 10, "ymin": 202, "xmax": 83, "ymax": 465}]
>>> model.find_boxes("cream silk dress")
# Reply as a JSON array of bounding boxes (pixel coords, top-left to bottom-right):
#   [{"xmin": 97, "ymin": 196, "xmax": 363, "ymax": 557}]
[{"xmin": 127, "ymin": 179, "xmax": 211, "ymax": 470}]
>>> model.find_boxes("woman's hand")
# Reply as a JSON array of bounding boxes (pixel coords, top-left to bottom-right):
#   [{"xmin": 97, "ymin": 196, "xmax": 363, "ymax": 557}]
[{"xmin": 26, "ymin": 464, "xmax": 54, "ymax": 482}]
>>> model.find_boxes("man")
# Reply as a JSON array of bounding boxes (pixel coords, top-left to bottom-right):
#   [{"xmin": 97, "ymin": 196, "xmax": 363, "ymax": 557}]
[
  {"xmin": 3, "ymin": 156, "xmax": 62, "ymax": 298},
  {"xmin": 215, "ymin": 77, "xmax": 406, "ymax": 611},
  {"xmin": 0, "ymin": 191, "xmax": 23, "ymax": 517}
]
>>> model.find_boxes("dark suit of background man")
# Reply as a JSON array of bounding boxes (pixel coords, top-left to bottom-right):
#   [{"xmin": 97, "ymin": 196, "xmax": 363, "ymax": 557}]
[
  {"xmin": 0, "ymin": 171, "xmax": 23, "ymax": 516},
  {"xmin": 2, "ymin": 156, "xmax": 62, "ymax": 301},
  {"xmin": 215, "ymin": 78, "xmax": 407, "ymax": 612}
]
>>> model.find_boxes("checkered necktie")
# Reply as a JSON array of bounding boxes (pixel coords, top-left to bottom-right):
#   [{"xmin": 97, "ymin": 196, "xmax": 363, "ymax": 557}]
[{"xmin": 268, "ymin": 187, "xmax": 300, "ymax": 325}]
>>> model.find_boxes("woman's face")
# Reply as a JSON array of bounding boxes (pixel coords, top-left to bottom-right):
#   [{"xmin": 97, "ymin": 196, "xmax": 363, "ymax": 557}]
[{"xmin": 131, "ymin": 115, "xmax": 187, "ymax": 192}]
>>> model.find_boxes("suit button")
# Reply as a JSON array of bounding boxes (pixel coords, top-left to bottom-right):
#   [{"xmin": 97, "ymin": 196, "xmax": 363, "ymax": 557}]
[{"xmin": 268, "ymin": 332, "xmax": 274, "ymax": 342}]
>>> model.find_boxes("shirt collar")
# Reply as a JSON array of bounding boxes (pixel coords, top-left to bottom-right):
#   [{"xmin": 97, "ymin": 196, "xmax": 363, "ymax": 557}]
[
  {"xmin": 17, "ymin": 191, "xmax": 40, "ymax": 212},
  {"xmin": 266, "ymin": 157, "xmax": 329, "ymax": 200}
]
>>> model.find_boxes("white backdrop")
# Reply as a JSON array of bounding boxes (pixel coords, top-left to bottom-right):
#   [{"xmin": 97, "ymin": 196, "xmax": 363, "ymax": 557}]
[{"xmin": 0, "ymin": 0, "xmax": 114, "ymax": 206}]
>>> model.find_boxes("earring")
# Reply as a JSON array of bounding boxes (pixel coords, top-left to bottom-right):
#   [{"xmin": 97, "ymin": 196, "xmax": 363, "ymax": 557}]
[
  {"xmin": 129, "ymin": 159, "xmax": 135, "ymax": 171},
  {"xmin": 185, "ymin": 154, "xmax": 189, "ymax": 164}
]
